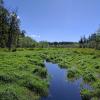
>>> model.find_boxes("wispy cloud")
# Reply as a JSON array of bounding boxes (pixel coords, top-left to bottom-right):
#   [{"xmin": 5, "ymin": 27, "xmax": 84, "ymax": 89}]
[
  {"xmin": 27, "ymin": 33, "xmax": 40, "ymax": 38},
  {"xmin": 17, "ymin": 16, "xmax": 20, "ymax": 19}
]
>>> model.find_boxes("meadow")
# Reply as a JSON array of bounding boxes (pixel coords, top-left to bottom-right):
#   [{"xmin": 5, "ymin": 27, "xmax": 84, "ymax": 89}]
[
  {"xmin": 40, "ymin": 48, "xmax": 100, "ymax": 100},
  {"xmin": 0, "ymin": 48, "xmax": 100, "ymax": 100},
  {"xmin": 0, "ymin": 49, "xmax": 49, "ymax": 100}
]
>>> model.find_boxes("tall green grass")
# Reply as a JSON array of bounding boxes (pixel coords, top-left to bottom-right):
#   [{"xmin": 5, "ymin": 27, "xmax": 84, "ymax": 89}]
[
  {"xmin": 39, "ymin": 48, "xmax": 100, "ymax": 100},
  {"xmin": 0, "ymin": 48, "xmax": 100, "ymax": 100},
  {"xmin": 0, "ymin": 49, "xmax": 48, "ymax": 100}
]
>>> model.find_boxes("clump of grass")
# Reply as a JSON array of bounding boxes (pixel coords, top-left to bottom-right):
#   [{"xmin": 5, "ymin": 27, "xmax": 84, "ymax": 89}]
[
  {"xmin": 33, "ymin": 67, "xmax": 47, "ymax": 78},
  {"xmin": 94, "ymin": 65, "xmax": 100, "ymax": 69},
  {"xmin": 28, "ymin": 59, "xmax": 44, "ymax": 67},
  {"xmin": 0, "ymin": 84, "xmax": 40, "ymax": 100},
  {"xmin": 0, "ymin": 89, "xmax": 18, "ymax": 100},
  {"xmin": 67, "ymin": 69, "xmax": 76, "ymax": 78},
  {"xmin": 81, "ymin": 87, "xmax": 100, "ymax": 100},
  {"xmin": 91, "ymin": 97, "xmax": 99, "ymax": 100},
  {"xmin": 0, "ymin": 72, "xmax": 19, "ymax": 83},
  {"xmin": 21, "ymin": 77, "xmax": 48, "ymax": 96},
  {"xmin": 83, "ymin": 71, "xmax": 96, "ymax": 82},
  {"xmin": 67, "ymin": 68, "xmax": 79, "ymax": 79},
  {"xmin": 80, "ymin": 89, "xmax": 92, "ymax": 100}
]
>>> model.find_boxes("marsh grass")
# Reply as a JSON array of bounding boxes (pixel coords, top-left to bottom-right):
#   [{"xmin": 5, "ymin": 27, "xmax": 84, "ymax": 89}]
[
  {"xmin": 0, "ymin": 49, "xmax": 48, "ymax": 100},
  {"xmin": 0, "ymin": 48, "xmax": 100, "ymax": 100},
  {"xmin": 39, "ymin": 48, "xmax": 100, "ymax": 100}
]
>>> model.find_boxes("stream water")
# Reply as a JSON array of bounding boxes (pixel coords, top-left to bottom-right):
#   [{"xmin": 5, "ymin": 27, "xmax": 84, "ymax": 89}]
[{"xmin": 41, "ymin": 61, "xmax": 91, "ymax": 100}]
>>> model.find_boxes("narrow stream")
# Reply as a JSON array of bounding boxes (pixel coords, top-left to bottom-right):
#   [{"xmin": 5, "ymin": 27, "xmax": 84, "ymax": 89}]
[{"xmin": 41, "ymin": 61, "xmax": 90, "ymax": 100}]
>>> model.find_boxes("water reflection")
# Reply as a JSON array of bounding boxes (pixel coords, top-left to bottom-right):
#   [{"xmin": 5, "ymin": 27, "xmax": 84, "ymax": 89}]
[{"xmin": 41, "ymin": 62, "xmax": 91, "ymax": 100}]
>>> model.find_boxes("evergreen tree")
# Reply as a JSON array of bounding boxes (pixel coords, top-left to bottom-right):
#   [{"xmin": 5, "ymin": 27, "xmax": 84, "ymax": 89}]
[
  {"xmin": 7, "ymin": 12, "xmax": 20, "ymax": 51},
  {"xmin": 79, "ymin": 27, "xmax": 100, "ymax": 49},
  {"xmin": 79, "ymin": 37, "xmax": 84, "ymax": 48},
  {"xmin": 0, "ymin": 0, "xmax": 9, "ymax": 47}
]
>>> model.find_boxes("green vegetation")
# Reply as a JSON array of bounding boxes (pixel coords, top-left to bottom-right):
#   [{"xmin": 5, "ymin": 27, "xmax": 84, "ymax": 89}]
[
  {"xmin": 0, "ymin": 0, "xmax": 37, "ymax": 50},
  {"xmin": 0, "ymin": 49, "xmax": 49, "ymax": 100},
  {"xmin": 79, "ymin": 32, "xmax": 100, "ymax": 50},
  {"xmin": 0, "ymin": 48, "xmax": 100, "ymax": 100},
  {"xmin": 0, "ymin": 0, "xmax": 100, "ymax": 100},
  {"xmin": 38, "ymin": 48, "xmax": 100, "ymax": 100},
  {"xmin": 0, "ymin": 0, "xmax": 79, "ymax": 50}
]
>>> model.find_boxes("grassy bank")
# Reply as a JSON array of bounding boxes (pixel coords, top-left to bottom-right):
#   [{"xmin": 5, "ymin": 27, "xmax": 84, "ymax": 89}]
[
  {"xmin": 39, "ymin": 48, "xmax": 100, "ymax": 100},
  {"xmin": 0, "ymin": 48, "xmax": 100, "ymax": 100},
  {"xmin": 0, "ymin": 49, "xmax": 49, "ymax": 100}
]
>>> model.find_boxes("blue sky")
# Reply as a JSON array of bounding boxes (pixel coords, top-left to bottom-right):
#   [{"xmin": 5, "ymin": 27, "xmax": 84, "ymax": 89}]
[{"xmin": 4, "ymin": 0, "xmax": 100, "ymax": 42}]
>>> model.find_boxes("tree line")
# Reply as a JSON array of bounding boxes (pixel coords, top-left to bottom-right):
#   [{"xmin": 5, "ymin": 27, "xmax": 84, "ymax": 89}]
[
  {"xmin": 79, "ymin": 29, "xmax": 100, "ymax": 49},
  {"xmin": 0, "ymin": 0, "xmax": 36, "ymax": 51},
  {"xmin": 0, "ymin": 0, "xmax": 79, "ymax": 50},
  {"xmin": 0, "ymin": 0, "xmax": 100, "ymax": 50}
]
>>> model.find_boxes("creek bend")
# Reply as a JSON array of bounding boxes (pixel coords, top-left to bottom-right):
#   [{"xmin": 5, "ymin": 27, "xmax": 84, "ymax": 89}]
[{"xmin": 41, "ymin": 61, "xmax": 87, "ymax": 100}]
